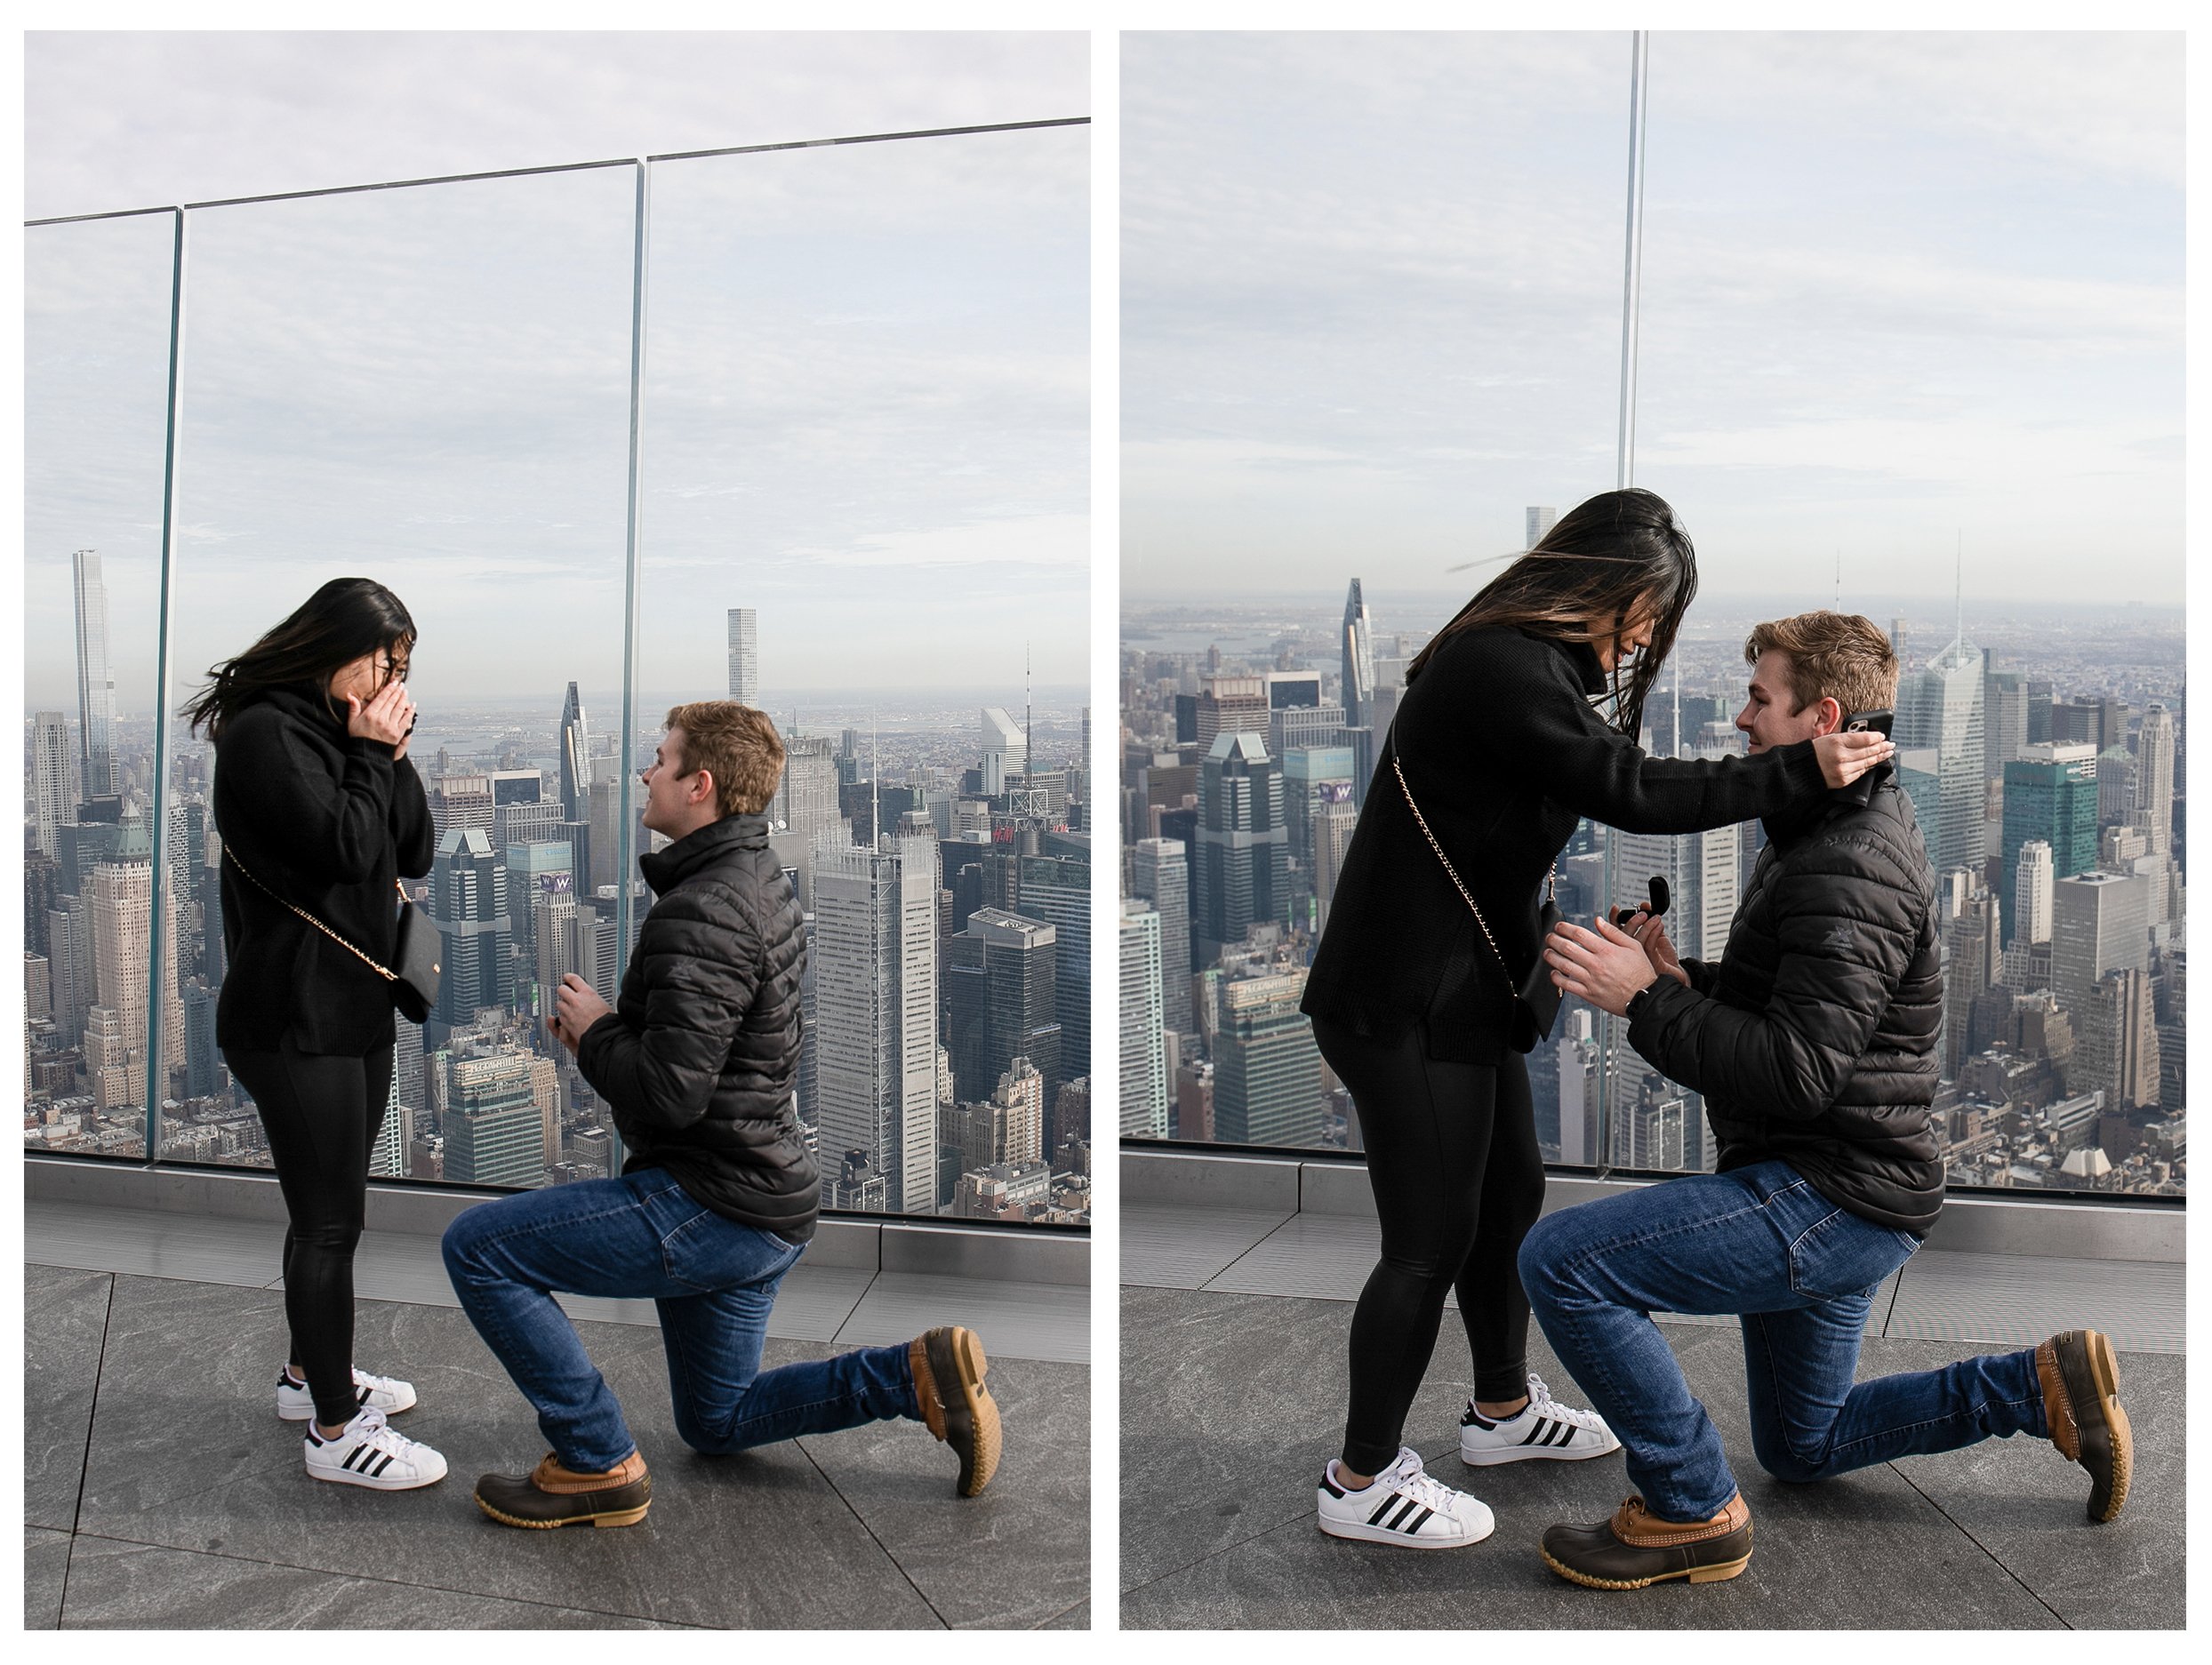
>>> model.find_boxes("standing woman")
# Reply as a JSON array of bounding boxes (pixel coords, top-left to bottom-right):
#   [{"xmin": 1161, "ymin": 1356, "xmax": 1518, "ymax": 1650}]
[
  {"xmin": 188, "ymin": 577, "xmax": 448, "ymax": 1491},
  {"xmin": 1302, "ymin": 489, "xmax": 1893, "ymax": 1547}
]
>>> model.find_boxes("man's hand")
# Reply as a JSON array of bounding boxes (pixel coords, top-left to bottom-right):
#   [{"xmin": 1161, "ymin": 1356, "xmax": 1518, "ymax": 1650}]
[
  {"xmin": 1544, "ymin": 914, "xmax": 1659, "ymax": 1019},
  {"xmin": 548, "ymin": 973, "xmax": 613, "ymax": 1056},
  {"xmin": 1627, "ymin": 910, "xmax": 1692, "ymax": 989}
]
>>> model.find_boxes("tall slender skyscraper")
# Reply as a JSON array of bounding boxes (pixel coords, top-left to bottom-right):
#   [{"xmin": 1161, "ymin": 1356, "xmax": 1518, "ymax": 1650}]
[
  {"xmin": 726, "ymin": 609, "xmax": 759, "ymax": 706},
  {"xmin": 2134, "ymin": 702, "xmax": 2176, "ymax": 861},
  {"xmin": 1119, "ymin": 901, "xmax": 1168, "ymax": 1137},
  {"xmin": 813, "ymin": 835, "xmax": 938, "ymax": 1214},
  {"xmin": 1526, "ymin": 506, "xmax": 1558, "ymax": 549},
  {"xmin": 1897, "ymin": 635, "xmax": 1987, "ymax": 878},
  {"xmin": 944, "ymin": 906, "xmax": 1060, "ymax": 1106},
  {"xmin": 1194, "ymin": 732, "xmax": 1289, "ymax": 964},
  {"xmin": 72, "ymin": 550, "xmax": 116, "ymax": 801},
  {"xmin": 32, "ymin": 711, "xmax": 73, "ymax": 859},
  {"xmin": 1340, "ymin": 578, "xmax": 1375, "ymax": 729},
  {"xmin": 557, "ymin": 683, "xmax": 593, "ymax": 822},
  {"xmin": 1128, "ymin": 837, "xmax": 1192, "ymax": 1031},
  {"xmin": 429, "ymin": 828, "xmax": 514, "ymax": 1031}
]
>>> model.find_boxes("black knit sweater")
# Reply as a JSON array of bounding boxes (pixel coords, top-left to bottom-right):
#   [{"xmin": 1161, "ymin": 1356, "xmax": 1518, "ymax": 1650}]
[
  {"xmin": 212, "ymin": 684, "xmax": 436, "ymax": 1056},
  {"xmin": 1302, "ymin": 625, "xmax": 1831, "ymax": 1063}
]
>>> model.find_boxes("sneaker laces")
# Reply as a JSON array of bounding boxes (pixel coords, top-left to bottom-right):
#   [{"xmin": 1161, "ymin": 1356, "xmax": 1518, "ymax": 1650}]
[
  {"xmin": 344, "ymin": 1408, "xmax": 426, "ymax": 1461},
  {"xmin": 1378, "ymin": 1448, "xmax": 1466, "ymax": 1518},
  {"xmin": 1524, "ymin": 1373, "xmax": 1608, "ymax": 1432}
]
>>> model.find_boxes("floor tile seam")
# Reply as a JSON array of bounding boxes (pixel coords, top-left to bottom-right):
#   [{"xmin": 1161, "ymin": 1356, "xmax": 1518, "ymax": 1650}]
[
  {"xmin": 1030, "ymin": 1596, "xmax": 1089, "ymax": 1629},
  {"xmin": 1882, "ymin": 1461, "xmax": 2074, "ymax": 1629},
  {"xmin": 54, "ymin": 1525, "xmax": 724, "ymax": 1627},
  {"xmin": 788, "ymin": 1437, "xmax": 953, "ymax": 1629},
  {"xmin": 60, "ymin": 1270, "xmax": 117, "ymax": 1599}
]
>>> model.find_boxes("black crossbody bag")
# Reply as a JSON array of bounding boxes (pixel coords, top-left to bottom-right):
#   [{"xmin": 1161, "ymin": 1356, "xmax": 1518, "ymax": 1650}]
[
  {"xmin": 1391, "ymin": 755, "xmax": 1562, "ymax": 1053},
  {"xmin": 225, "ymin": 848, "xmax": 441, "ymax": 1023}
]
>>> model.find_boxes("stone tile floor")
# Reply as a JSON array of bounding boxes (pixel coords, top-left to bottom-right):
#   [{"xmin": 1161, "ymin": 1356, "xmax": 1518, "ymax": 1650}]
[
  {"xmin": 1119, "ymin": 1281, "xmax": 2184, "ymax": 1630},
  {"xmin": 26, "ymin": 1252, "xmax": 1088, "ymax": 1629}
]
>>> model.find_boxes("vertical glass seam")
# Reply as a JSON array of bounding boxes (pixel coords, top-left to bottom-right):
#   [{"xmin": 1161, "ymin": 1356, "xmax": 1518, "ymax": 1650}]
[
  {"xmin": 144, "ymin": 205, "xmax": 188, "ymax": 1164},
  {"xmin": 612, "ymin": 157, "xmax": 652, "ymax": 1175}
]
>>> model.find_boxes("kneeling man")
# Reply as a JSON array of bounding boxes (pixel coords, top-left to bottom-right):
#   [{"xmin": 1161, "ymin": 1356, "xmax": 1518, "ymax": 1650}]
[
  {"xmin": 1527, "ymin": 611, "xmax": 2128, "ymax": 1590},
  {"xmin": 444, "ymin": 701, "xmax": 999, "ymax": 1527}
]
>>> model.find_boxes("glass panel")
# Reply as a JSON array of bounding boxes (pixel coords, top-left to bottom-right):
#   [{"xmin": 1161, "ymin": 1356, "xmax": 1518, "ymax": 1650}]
[
  {"xmin": 642, "ymin": 124, "xmax": 1090, "ymax": 1223},
  {"xmin": 158, "ymin": 166, "xmax": 639, "ymax": 1185},
  {"xmin": 1118, "ymin": 33, "xmax": 1631, "ymax": 1162},
  {"xmin": 25, "ymin": 212, "xmax": 179, "ymax": 1161},
  {"xmin": 1629, "ymin": 33, "xmax": 2184, "ymax": 1198}
]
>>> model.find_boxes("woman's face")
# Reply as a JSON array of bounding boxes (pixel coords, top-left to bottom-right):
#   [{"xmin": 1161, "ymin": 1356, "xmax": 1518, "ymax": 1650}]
[
  {"xmin": 1590, "ymin": 599, "xmax": 1659, "ymax": 673},
  {"xmin": 327, "ymin": 644, "xmax": 406, "ymax": 706}
]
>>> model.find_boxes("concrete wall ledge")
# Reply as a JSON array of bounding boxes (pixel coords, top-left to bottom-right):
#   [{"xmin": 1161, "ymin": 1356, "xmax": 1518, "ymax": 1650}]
[
  {"xmin": 26, "ymin": 1156, "xmax": 1084, "ymax": 1280},
  {"xmin": 1125, "ymin": 1148, "xmax": 2182, "ymax": 1263}
]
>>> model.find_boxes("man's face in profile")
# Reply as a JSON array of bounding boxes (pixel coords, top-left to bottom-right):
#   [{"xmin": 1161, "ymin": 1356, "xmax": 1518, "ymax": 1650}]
[{"xmin": 1735, "ymin": 652, "xmax": 1836, "ymax": 755}]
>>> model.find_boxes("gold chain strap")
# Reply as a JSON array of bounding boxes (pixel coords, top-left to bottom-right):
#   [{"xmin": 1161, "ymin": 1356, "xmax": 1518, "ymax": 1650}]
[
  {"xmin": 1391, "ymin": 754, "xmax": 1555, "ymax": 998},
  {"xmin": 223, "ymin": 846, "xmax": 402, "ymax": 985}
]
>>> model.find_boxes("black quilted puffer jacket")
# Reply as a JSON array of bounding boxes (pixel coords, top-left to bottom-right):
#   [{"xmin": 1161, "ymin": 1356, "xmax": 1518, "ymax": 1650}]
[
  {"xmin": 576, "ymin": 812, "xmax": 819, "ymax": 1242},
  {"xmin": 1626, "ymin": 764, "xmax": 1946, "ymax": 1233}
]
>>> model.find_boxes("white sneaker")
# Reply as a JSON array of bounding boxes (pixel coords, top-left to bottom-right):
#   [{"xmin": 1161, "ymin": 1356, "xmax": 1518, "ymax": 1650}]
[
  {"xmin": 303, "ymin": 1407, "xmax": 448, "ymax": 1491},
  {"xmin": 1318, "ymin": 1445, "xmax": 1495, "ymax": 1549},
  {"xmin": 1459, "ymin": 1372, "xmax": 1622, "ymax": 1466},
  {"xmin": 276, "ymin": 1366, "xmax": 419, "ymax": 1422}
]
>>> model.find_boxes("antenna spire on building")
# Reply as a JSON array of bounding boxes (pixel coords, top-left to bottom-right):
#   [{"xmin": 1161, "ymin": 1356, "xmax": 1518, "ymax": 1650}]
[
  {"xmin": 870, "ymin": 710, "xmax": 880, "ymax": 850},
  {"xmin": 1954, "ymin": 531, "xmax": 1963, "ymax": 652}
]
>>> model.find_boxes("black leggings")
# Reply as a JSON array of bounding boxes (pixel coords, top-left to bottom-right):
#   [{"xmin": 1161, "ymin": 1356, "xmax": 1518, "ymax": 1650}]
[
  {"xmin": 1312, "ymin": 1017, "xmax": 1544, "ymax": 1475},
  {"xmin": 222, "ymin": 1035, "xmax": 392, "ymax": 1428}
]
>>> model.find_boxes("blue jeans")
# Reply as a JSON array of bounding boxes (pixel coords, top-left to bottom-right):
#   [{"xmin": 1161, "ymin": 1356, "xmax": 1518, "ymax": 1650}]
[
  {"xmin": 1519, "ymin": 1160, "xmax": 2048, "ymax": 1523},
  {"xmin": 442, "ymin": 1169, "xmax": 920, "ymax": 1473}
]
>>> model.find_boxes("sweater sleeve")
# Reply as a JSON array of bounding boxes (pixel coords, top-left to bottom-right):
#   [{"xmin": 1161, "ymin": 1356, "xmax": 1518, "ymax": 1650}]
[
  {"xmin": 1403, "ymin": 632, "xmax": 1830, "ymax": 837},
  {"xmin": 390, "ymin": 759, "xmax": 435, "ymax": 877},
  {"xmin": 1626, "ymin": 835, "xmax": 1922, "ymax": 1121},
  {"xmin": 578, "ymin": 885, "xmax": 762, "ymax": 1134},
  {"xmin": 220, "ymin": 708, "xmax": 400, "ymax": 885}
]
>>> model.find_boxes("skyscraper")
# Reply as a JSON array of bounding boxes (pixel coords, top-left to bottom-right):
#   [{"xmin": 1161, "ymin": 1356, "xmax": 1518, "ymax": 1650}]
[
  {"xmin": 771, "ymin": 737, "xmax": 840, "ymax": 837},
  {"xmin": 72, "ymin": 550, "xmax": 116, "ymax": 802},
  {"xmin": 1119, "ymin": 901, "xmax": 1168, "ymax": 1137},
  {"xmin": 445, "ymin": 1054, "xmax": 545, "ymax": 1187},
  {"xmin": 1128, "ymin": 837, "xmax": 1192, "ymax": 1031},
  {"xmin": 32, "ymin": 711, "xmax": 72, "ymax": 859},
  {"xmin": 1194, "ymin": 675, "xmax": 1266, "ymax": 756},
  {"xmin": 430, "ymin": 828, "xmax": 514, "ymax": 1031},
  {"xmin": 1896, "ymin": 635, "xmax": 1986, "ymax": 878},
  {"xmin": 1194, "ymin": 731, "xmax": 1289, "ymax": 964},
  {"xmin": 84, "ymin": 858, "xmax": 183, "ymax": 1096},
  {"xmin": 557, "ymin": 682, "xmax": 593, "ymax": 822},
  {"xmin": 1213, "ymin": 969, "xmax": 1322, "ymax": 1145},
  {"xmin": 981, "ymin": 708, "xmax": 1026, "ymax": 796},
  {"xmin": 1015, "ymin": 853, "xmax": 1089, "ymax": 1082},
  {"xmin": 726, "ymin": 608, "xmax": 759, "ymax": 706},
  {"xmin": 2012, "ymin": 840, "xmax": 2055, "ymax": 949},
  {"xmin": 2000, "ymin": 744, "xmax": 2098, "ymax": 946},
  {"xmin": 1526, "ymin": 506, "xmax": 1558, "ymax": 549},
  {"xmin": 1340, "ymin": 578, "xmax": 1375, "ymax": 729},
  {"xmin": 2134, "ymin": 702, "xmax": 2176, "ymax": 861},
  {"xmin": 2051, "ymin": 869, "xmax": 2150, "ymax": 1021},
  {"xmin": 943, "ymin": 906, "xmax": 1061, "ymax": 1107},
  {"xmin": 813, "ymin": 835, "xmax": 938, "ymax": 1214}
]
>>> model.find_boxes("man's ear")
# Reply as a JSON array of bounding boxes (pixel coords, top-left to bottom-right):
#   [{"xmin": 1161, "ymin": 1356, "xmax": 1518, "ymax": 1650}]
[
  {"xmin": 1813, "ymin": 696, "xmax": 1844, "ymax": 737},
  {"xmin": 692, "ymin": 769, "xmax": 716, "ymax": 806}
]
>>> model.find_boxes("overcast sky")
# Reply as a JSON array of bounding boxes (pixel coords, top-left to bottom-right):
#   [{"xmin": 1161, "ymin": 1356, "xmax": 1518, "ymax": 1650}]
[
  {"xmin": 1122, "ymin": 31, "xmax": 2183, "ymax": 610},
  {"xmin": 24, "ymin": 32, "xmax": 1088, "ymax": 713}
]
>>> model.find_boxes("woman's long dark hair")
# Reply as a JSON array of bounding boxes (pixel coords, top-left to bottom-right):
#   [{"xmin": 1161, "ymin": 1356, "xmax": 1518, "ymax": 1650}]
[
  {"xmin": 1405, "ymin": 486, "xmax": 1698, "ymax": 740},
  {"xmin": 184, "ymin": 578, "xmax": 417, "ymax": 741}
]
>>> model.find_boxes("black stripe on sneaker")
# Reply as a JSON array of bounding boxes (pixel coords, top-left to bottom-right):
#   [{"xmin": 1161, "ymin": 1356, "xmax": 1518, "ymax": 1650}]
[
  {"xmin": 1519, "ymin": 1419, "xmax": 1548, "ymax": 1446},
  {"xmin": 1401, "ymin": 1507, "xmax": 1434, "ymax": 1535},
  {"xmin": 341, "ymin": 1445, "xmax": 365, "ymax": 1471},
  {"xmin": 1321, "ymin": 1476, "xmax": 1346, "ymax": 1499},
  {"xmin": 371, "ymin": 1453, "xmax": 395, "ymax": 1478},
  {"xmin": 355, "ymin": 1383, "xmax": 372, "ymax": 1405},
  {"xmin": 1367, "ymin": 1495, "xmax": 1402, "ymax": 1526},
  {"xmin": 1385, "ymin": 1497, "xmax": 1423, "ymax": 1532}
]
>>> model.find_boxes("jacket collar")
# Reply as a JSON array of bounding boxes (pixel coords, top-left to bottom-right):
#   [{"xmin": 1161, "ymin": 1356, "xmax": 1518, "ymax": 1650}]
[
  {"xmin": 1763, "ymin": 758, "xmax": 1896, "ymax": 846},
  {"xmin": 640, "ymin": 812, "xmax": 770, "ymax": 895}
]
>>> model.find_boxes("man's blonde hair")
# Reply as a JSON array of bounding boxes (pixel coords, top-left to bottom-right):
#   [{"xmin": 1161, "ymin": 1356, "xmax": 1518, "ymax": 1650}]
[
  {"xmin": 1743, "ymin": 611, "xmax": 1898, "ymax": 720},
  {"xmin": 663, "ymin": 701, "xmax": 785, "ymax": 817}
]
